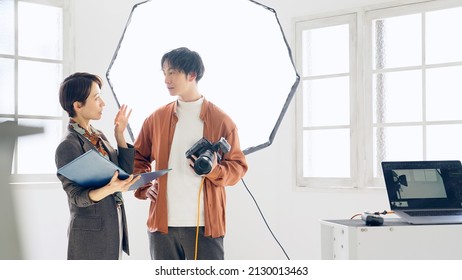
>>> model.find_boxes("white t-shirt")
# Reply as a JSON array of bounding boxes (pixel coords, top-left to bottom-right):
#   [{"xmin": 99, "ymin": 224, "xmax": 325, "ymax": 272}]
[{"xmin": 167, "ymin": 97, "xmax": 205, "ymax": 226}]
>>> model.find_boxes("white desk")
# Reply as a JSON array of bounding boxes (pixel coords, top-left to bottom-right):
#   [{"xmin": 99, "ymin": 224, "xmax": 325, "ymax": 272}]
[{"xmin": 320, "ymin": 219, "xmax": 462, "ymax": 259}]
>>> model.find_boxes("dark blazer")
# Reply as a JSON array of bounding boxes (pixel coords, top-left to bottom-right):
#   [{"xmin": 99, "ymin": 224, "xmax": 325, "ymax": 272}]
[{"xmin": 55, "ymin": 126, "xmax": 135, "ymax": 260}]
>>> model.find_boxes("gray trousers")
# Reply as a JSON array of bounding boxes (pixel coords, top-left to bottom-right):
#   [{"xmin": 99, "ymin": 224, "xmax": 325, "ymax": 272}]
[{"xmin": 148, "ymin": 227, "xmax": 224, "ymax": 260}]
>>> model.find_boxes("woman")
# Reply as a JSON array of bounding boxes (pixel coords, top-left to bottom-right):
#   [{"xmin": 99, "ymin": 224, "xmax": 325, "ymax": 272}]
[{"xmin": 55, "ymin": 72, "xmax": 139, "ymax": 260}]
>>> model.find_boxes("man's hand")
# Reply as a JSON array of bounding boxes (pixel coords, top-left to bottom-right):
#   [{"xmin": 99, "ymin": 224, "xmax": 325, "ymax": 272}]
[{"xmin": 146, "ymin": 180, "xmax": 159, "ymax": 202}]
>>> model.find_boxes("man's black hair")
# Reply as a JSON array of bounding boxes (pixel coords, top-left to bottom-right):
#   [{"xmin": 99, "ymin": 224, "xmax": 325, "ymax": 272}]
[{"xmin": 161, "ymin": 47, "xmax": 205, "ymax": 82}]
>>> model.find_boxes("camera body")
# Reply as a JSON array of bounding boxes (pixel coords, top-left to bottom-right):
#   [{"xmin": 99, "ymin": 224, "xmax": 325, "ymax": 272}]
[{"xmin": 185, "ymin": 137, "xmax": 231, "ymax": 175}]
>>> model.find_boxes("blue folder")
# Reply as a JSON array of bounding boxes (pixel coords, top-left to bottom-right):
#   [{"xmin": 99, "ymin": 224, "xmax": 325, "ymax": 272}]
[{"xmin": 57, "ymin": 149, "xmax": 170, "ymax": 190}]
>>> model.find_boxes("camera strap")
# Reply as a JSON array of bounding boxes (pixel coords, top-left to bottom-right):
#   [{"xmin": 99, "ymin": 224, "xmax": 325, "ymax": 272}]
[{"xmin": 194, "ymin": 177, "xmax": 206, "ymax": 260}]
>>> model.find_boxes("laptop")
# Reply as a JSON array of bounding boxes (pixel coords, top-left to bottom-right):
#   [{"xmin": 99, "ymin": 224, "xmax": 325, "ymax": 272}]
[{"xmin": 381, "ymin": 160, "xmax": 462, "ymax": 224}]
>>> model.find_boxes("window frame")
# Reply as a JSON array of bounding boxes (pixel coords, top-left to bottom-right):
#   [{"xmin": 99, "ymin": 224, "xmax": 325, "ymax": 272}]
[
  {"xmin": 365, "ymin": 0, "xmax": 462, "ymax": 187},
  {"xmin": 0, "ymin": 0, "xmax": 71, "ymax": 183},
  {"xmin": 295, "ymin": 0, "xmax": 462, "ymax": 189},
  {"xmin": 295, "ymin": 13, "xmax": 359, "ymax": 188}
]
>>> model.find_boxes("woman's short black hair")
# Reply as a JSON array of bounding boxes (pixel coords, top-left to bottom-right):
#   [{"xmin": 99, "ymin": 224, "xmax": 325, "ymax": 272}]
[{"xmin": 59, "ymin": 72, "xmax": 102, "ymax": 117}]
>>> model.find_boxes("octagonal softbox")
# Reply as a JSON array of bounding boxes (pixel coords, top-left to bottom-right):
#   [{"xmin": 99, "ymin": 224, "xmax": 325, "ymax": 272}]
[{"xmin": 107, "ymin": 0, "xmax": 299, "ymax": 155}]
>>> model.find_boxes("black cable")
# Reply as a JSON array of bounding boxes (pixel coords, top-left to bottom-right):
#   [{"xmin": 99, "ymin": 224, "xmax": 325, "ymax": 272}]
[{"xmin": 241, "ymin": 177, "xmax": 290, "ymax": 260}]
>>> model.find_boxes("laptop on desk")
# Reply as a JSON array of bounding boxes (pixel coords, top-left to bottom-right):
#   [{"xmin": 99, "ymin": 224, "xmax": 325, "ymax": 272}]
[{"xmin": 381, "ymin": 160, "xmax": 462, "ymax": 225}]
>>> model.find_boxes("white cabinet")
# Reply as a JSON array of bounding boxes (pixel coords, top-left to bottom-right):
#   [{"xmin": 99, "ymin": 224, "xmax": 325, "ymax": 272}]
[{"xmin": 320, "ymin": 219, "xmax": 462, "ymax": 259}]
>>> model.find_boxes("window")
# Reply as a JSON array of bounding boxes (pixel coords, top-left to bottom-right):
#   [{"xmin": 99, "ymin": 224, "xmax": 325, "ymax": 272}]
[
  {"xmin": 368, "ymin": 2, "xmax": 462, "ymax": 183},
  {"xmin": 295, "ymin": 14, "xmax": 357, "ymax": 188},
  {"xmin": 296, "ymin": 0, "xmax": 462, "ymax": 188},
  {"xmin": 0, "ymin": 0, "xmax": 67, "ymax": 181}
]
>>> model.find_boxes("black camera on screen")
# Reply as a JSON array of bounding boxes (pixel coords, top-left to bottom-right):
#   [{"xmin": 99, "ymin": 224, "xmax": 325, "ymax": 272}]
[{"xmin": 185, "ymin": 137, "xmax": 231, "ymax": 175}]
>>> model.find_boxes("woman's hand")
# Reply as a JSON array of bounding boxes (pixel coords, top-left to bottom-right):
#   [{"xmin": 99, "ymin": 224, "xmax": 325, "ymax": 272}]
[
  {"xmin": 108, "ymin": 170, "xmax": 140, "ymax": 193},
  {"xmin": 114, "ymin": 104, "xmax": 132, "ymax": 147},
  {"xmin": 88, "ymin": 170, "xmax": 141, "ymax": 202},
  {"xmin": 114, "ymin": 104, "xmax": 132, "ymax": 134}
]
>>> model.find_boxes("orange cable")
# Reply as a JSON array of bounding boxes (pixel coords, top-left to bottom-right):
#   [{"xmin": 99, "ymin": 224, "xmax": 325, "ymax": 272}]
[{"xmin": 194, "ymin": 177, "xmax": 205, "ymax": 260}]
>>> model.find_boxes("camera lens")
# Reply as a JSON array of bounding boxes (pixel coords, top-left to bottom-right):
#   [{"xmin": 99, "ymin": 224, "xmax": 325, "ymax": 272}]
[{"xmin": 194, "ymin": 150, "xmax": 214, "ymax": 175}]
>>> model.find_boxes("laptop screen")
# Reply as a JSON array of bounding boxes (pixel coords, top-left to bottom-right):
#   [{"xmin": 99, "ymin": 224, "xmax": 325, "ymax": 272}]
[{"xmin": 381, "ymin": 160, "xmax": 462, "ymax": 210}]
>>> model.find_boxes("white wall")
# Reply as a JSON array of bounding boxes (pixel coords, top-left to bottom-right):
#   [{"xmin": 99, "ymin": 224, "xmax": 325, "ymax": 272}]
[{"xmin": 13, "ymin": 0, "xmax": 401, "ymax": 260}]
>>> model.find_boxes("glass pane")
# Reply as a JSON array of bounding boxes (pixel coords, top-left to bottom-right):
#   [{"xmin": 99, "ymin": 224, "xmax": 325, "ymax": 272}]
[
  {"xmin": 0, "ymin": 0, "xmax": 14, "ymax": 54},
  {"xmin": 426, "ymin": 66, "xmax": 462, "ymax": 121},
  {"xmin": 18, "ymin": 60, "xmax": 63, "ymax": 116},
  {"xmin": 302, "ymin": 24, "xmax": 349, "ymax": 77},
  {"xmin": 426, "ymin": 7, "xmax": 462, "ymax": 64},
  {"xmin": 303, "ymin": 77, "xmax": 349, "ymax": 126},
  {"xmin": 373, "ymin": 14, "xmax": 421, "ymax": 69},
  {"xmin": 373, "ymin": 70, "xmax": 422, "ymax": 123},
  {"xmin": 373, "ymin": 126, "xmax": 422, "ymax": 177},
  {"xmin": 303, "ymin": 129, "xmax": 350, "ymax": 177},
  {"xmin": 427, "ymin": 124, "xmax": 462, "ymax": 161},
  {"xmin": 18, "ymin": 2, "xmax": 62, "ymax": 60},
  {"xmin": 0, "ymin": 58, "xmax": 15, "ymax": 114},
  {"xmin": 17, "ymin": 119, "xmax": 63, "ymax": 174}
]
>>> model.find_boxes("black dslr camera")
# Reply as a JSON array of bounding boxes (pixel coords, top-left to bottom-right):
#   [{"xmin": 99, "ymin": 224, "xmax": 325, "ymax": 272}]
[{"xmin": 185, "ymin": 137, "xmax": 231, "ymax": 175}]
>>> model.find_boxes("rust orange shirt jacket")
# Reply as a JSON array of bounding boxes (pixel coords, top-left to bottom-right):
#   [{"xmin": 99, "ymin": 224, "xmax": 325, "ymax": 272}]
[{"xmin": 133, "ymin": 98, "xmax": 248, "ymax": 238}]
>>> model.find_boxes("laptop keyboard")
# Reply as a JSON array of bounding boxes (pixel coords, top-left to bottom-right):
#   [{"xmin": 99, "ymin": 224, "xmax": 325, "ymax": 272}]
[{"xmin": 405, "ymin": 210, "xmax": 462, "ymax": 217}]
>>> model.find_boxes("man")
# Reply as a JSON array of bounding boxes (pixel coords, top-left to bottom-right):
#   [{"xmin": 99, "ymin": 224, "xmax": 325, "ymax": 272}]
[{"xmin": 134, "ymin": 47, "xmax": 248, "ymax": 260}]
